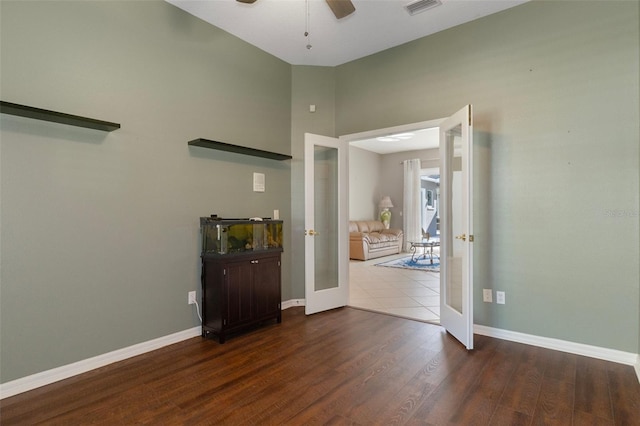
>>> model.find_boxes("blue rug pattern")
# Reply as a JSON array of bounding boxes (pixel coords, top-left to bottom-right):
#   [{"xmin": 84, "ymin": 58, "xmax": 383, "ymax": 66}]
[{"xmin": 375, "ymin": 255, "xmax": 440, "ymax": 272}]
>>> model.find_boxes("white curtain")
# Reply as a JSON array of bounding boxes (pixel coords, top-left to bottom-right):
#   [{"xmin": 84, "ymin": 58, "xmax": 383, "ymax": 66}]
[{"xmin": 403, "ymin": 159, "xmax": 422, "ymax": 251}]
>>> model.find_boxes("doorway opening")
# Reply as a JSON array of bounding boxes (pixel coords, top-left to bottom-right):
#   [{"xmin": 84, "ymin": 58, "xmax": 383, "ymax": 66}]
[{"xmin": 342, "ymin": 119, "xmax": 443, "ymax": 324}]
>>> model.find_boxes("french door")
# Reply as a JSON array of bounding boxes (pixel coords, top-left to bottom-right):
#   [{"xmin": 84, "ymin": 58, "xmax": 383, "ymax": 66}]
[
  {"xmin": 439, "ymin": 105, "xmax": 474, "ymax": 350},
  {"xmin": 304, "ymin": 133, "xmax": 348, "ymax": 315}
]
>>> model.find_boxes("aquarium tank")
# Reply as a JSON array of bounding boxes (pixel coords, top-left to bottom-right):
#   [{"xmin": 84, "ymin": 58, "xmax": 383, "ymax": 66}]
[{"xmin": 200, "ymin": 216, "xmax": 283, "ymax": 255}]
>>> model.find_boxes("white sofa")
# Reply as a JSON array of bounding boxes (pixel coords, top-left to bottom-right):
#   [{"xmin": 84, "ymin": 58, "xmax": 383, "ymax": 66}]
[{"xmin": 349, "ymin": 220, "xmax": 403, "ymax": 261}]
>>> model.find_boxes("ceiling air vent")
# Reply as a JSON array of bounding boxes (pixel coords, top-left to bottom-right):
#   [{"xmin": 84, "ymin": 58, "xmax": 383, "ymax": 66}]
[{"xmin": 405, "ymin": 0, "xmax": 442, "ymax": 16}]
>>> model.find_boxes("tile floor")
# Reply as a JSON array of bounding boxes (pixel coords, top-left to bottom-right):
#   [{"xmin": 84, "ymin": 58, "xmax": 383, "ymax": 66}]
[{"xmin": 348, "ymin": 253, "xmax": 441, "ymax": 324}]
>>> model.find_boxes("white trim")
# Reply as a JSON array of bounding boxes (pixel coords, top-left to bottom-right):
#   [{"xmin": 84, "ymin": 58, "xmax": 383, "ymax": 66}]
[
  {"xmin": 0, "ymin": 326, "xmax": 201, "ymax": 400},
  {"xmin": 282, "ymin": 298, "xmax": 305, "ymax": 309},
  {"xmin": 5, "ymin": 307, "xmax": 636, "ymax": 400},
  {"xmin": 474, "ymin": 325, "xmax": 638, "ymax": 367}
]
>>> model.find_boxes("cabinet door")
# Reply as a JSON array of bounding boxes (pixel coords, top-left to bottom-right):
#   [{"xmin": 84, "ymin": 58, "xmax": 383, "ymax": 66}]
[
  {"xmin": 253, "ymin": 255, "xmax": 281, "ymax": 320},
  {"xmin": 225, "ymin": 260, "xmax": 253, "ymax": 328}
]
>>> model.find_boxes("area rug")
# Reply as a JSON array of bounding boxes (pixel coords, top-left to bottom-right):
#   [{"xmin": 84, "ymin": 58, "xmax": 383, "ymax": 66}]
[{"xmin": 375, "ymin": 255, "xmax": 440, "ymax": 272}]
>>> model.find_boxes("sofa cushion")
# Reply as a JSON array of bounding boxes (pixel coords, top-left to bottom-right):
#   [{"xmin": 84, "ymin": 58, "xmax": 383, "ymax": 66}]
[
  {"xmin": 364, "ymin": 232, "xmax": 396, "ymax": 245},
  {"xmin": 356, "ymin": 220, "xmax": 384, "ymax": 233}
]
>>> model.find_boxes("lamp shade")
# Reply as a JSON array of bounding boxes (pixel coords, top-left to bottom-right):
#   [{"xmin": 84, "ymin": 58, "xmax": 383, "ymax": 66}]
[{"xmin": 379, "ymin": 196, "xmax": 394, "ymax": 209}]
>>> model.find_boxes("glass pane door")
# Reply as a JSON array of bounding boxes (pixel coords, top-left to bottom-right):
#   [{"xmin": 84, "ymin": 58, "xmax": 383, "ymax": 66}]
[
  {"xmin": 444, "ymin": 124, "xmax": 464, "ymax": 314},
  {"xmin": 314, "ymin": 145, "xmax": 339, "ymax": 292},
  {"xmin": 304, "ymin": 133, "xmax": 348, "ymax": 315},
  {"xmin": 439, "ymin": 105, "xmax": 473, "ymax": 350}
]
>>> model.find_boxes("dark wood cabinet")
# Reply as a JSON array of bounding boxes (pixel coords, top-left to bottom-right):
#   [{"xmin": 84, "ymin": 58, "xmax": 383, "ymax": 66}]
[{"xmin": 201, "ymin": 250, "xmax": 282, "ymax": 343}]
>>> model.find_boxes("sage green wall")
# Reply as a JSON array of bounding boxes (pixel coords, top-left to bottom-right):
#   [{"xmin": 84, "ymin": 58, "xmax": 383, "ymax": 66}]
[
  {"xmin": 335, "ymin": 1, "xmax": 639, "ymax": 352},
  {"xmin": 0, "ymin": 1, "xmax": 291, "ymax": 383},
  {"xmin": 348, "ymin": 146, "xmax": 381, "ymax": 221},
  {"xmin": 379, "ymin": 149, "xmax": 439, "ymax": 231},
  {"xmin": 2, "ymin": 0, "xmax": 638, "ymax": 388},
  {"xmin": 290, "ymin": 66, "xmax": 336, "ymax": 299}
]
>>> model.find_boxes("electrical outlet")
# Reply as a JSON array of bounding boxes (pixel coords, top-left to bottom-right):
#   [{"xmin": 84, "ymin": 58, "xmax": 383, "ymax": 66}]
[
  {"xmin": 188, "ymin": 291, "xmax": 196, "ymax": 305},
  {"xmin": 496, "ymin": 291, "xmax": 506, "ymax": 305},
  {"xmin": 483, "ymin": 289, "xmax": 492, "ymax": 303}
]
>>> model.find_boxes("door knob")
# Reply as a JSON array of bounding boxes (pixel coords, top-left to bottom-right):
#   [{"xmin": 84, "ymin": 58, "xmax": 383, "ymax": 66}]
[
  {"xmin": 308, "ymin": 229, "xmax": 319, "ymax": 236},
  {"xmin": 455, "ymin": 234, "xmax": 467, "ymax": 242}
]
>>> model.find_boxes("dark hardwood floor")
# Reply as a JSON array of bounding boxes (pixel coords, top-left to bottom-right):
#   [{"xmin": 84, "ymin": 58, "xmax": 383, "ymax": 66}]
[{"xmin": 2, "ymin": 307, "xmax": 639, "ymax": 425}]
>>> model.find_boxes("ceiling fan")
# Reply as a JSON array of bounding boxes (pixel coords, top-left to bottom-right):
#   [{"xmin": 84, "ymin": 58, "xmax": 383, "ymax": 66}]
[{"xmin": 236, "ymin": 0, "xmax": 356, "ymax": 20}]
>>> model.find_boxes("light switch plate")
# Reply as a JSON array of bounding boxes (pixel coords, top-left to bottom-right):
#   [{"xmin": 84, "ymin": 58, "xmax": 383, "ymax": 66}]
[{"xmin": 253, "ymin": 172, "xmax": 265, "ymax": 192}]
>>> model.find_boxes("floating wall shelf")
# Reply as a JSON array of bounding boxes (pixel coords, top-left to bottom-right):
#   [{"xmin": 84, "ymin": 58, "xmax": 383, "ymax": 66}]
[
  {"xmin": 0, "ymin": 101, "xmax": 121, "ymax": 132},
  {"xmin": 188, "ymin": 138, "xmax": 292, "ymax": 161}
]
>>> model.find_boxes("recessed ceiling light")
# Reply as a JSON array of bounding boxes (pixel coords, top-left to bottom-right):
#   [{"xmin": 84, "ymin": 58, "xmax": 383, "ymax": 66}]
[{"xmin": 391, "ymin": 132, "xmax": 414, "ymax": 140}]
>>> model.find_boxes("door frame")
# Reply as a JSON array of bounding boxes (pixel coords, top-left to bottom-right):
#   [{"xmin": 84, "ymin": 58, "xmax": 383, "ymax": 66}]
[
  {"xmin": 340, "ymin": 111, "xmax": 473, "ymax": 349},
  {"xmin": 339, "ymin": 118, "xmax": 444, "ymax": 305}
]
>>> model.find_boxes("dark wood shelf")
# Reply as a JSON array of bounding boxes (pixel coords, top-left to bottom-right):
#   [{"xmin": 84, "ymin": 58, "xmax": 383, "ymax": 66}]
[
  {"xmin": 0, "ymin": 101, "xmax": 121, "ymax": 132},
  {"xmin": 188, "ymin": 138, "xmax": 292, "ymax": 161}
]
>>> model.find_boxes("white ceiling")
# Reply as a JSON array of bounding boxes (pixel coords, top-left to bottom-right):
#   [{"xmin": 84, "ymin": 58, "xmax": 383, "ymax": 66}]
[
  {"xmin": 350, "ymin": 126, "xmax": 439, "ymax": 154},
  {"xmin": 167, "ymin": 0, "xmax": 528, "ymax": 67}
]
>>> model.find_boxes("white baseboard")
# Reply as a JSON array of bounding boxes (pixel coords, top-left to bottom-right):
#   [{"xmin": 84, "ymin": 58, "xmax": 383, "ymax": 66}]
[
  {"xmin": 4, "ymin": 305, "xmax": 636, "ymax": 400},
  {"xmin": 475, "ymin": 325, "xmax": 639, "ymax": 373},
  {"xmin": 0, "ymin": 326, "xmax": 202, "ymax": 400},
  {"xmin": 1, "ymin": 300, "xmax": 306, "ymax": 399},
  {"xmin": 282, "ymin": 298, "xmax": 305, "ymax": 309}
]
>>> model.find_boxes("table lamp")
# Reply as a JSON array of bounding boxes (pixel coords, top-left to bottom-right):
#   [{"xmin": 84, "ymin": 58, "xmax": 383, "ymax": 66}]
[{"xmin": 379, "ymin": 196, "xmax": 394, "ymax": 229}]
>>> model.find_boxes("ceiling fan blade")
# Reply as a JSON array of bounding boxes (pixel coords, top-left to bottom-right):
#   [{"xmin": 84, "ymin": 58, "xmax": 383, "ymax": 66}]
[
  {"xmin": 325, "ymin": 0, "xmax": 355, "ymax": 19},
  {"xmin": 236, "ymin": 0, "xmax": 258, "ymax": 3}
]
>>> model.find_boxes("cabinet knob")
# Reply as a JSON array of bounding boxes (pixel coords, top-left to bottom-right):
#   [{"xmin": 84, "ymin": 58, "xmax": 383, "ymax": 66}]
[{"xmin": 251, "ymin": 260, "xmax": 259, "ymax": 264}]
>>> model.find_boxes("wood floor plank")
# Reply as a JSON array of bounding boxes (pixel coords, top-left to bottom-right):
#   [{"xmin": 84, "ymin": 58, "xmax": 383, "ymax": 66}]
[
  {"xmin": 273, "ymin": 322, "xmax": 429, "ymax": 425},
  {"xmin": 573, "ymin": 410, "xmax": 615, "ymax": 426},
  {"xmin": 531, "ymin": 376, "xmax": 574, "ymax": 425},
  {"xmin": 371, "ymin": 330, "xmax": 474, "ymax": 424},
  {"xmin": 489, "ymin": 405, "xmax": 532, "ymax": 426},
  {"xmin": 607, "ymin": 362, "xmax": 640, "ymax": 425},
  {"xmin": 406, "ymin": 336, "xmax": 500, "ymax": 424},
  {"xmin": 575, "ymin": 356, "xmax": 615, "ymax": 421},
  {"xmin": 543, "ymin": 349, "xmax": 577, "ymax": 383},
  {"xmin": 497, "ymin": 344, "xmax": 548, "ymax": 417},
  {"xmin": 326, "ymin": 343, "xmax": 434, "ymax": 424},
  {"xmin": 451, "ymin": 340, "xmax": 522, "ymax": 424},
  {"xmin": 2, "ymin": 307, "xmax": 639, "ymax": 426}
]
